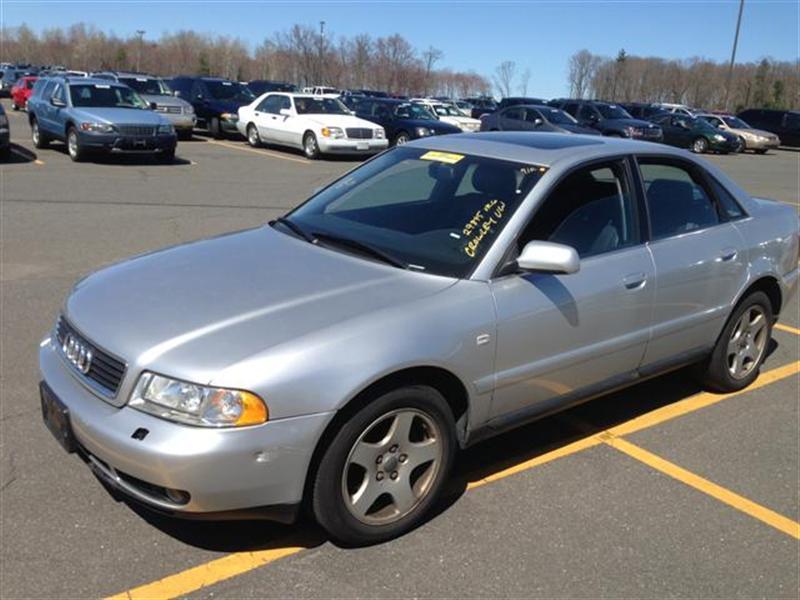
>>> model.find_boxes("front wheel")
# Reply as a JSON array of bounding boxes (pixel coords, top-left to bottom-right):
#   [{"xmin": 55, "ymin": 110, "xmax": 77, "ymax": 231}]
[
  {"xmin": 394, "ymin": 132, "xmax": 410, "ymax": 146},
  {"xmin": 303, "ymin": 132, "xmax": 320, "ymax": 159},
  {"xmin": 691, "ymin": 137, "xmax": 709, "ymax": 153},
  {"xmin": 246, "ymin": 123, "xmax": 261, "ymax": 147},
  {"xmin": 311, "ymin": 385, "xmax": 456, "ymax": 546},
  {"xmin": 159, "ymin": 147, "xmax": 176, "ymax": 163},
  {"xmin": 755, "ymin": 149, "xmax": 768, "ymax": 155},
  {"xmin": 66, "ymin": 127, "xmax": 85, "ymax": 162},
  {"xmin": 209, "ymin": 117, "xmax": 222, "ymax": 139},
  {"xmin": 736, "ymin": 137, "xmax": 746, "ymax": 153},
  {"xmin": 698, "ymin": 291, "xmax": 773, "ymax": 392}
]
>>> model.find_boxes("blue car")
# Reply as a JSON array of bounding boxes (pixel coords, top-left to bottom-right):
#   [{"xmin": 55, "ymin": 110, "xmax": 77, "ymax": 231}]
[
  {"xmin": 27, "ymin": 76, "xmax": 177, "ymax": 162},
  {"xmin": 169, "ymin": 76, "xmax": 255, "ymax": 138}
]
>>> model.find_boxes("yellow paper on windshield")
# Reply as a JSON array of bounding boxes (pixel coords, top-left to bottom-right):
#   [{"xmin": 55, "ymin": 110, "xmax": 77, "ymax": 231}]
[{"xmin": 420, "ymin": 151, "xmax": 465, "ymax": 164}]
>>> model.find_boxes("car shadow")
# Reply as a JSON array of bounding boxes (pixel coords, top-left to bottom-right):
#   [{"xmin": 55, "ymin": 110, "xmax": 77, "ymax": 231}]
[
  {"xmin": 47, "ymin": 142, "xmax": 192, "ymax": 166},
  {"xmin": 1, "ymin": 143, "xmax": 37, "ymax": 164},
  {"xmin": 106, "ymin": 339, "xmax": 780, "ymax": 551}
]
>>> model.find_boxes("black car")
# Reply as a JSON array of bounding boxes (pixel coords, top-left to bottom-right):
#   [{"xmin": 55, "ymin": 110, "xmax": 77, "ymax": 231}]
[
  {"xmin": 619, "ymin": 102, "xmax": 670, "ymax": 122},
  {"xmin": 737, "ymin": 108, "xmax": 799, "ymax": 147},
  {"xmin": 0, "ymin": 102, "xmax": 9, "ymax": 159},
  {"xmin": 462, "ymin": 96, "xmax": 497, "ymax": 119},
  {"xmin": 354, "ymin": 98, "xmax": 461, "ymax": 145},
  {"xmin": 480, "ymin": 104, "xmax": 599, "ymax": 135},
  {"xmin": 551, "ymin": 99, "xmax": 663, "ymax": 142},
  {"xmin": 246, "ymin": 80, "xmax": 297, "ymax": 96},
  {"xmin": 497, "ymin": 96, "xmax": 548, "ymax": 110},
  {"xmin": 651, "ymin": 113, "xmax": 740, "ymax": 154},
  {"xmin": 169, "ymin": 76, "xmax": 255, "ymax": 138}
]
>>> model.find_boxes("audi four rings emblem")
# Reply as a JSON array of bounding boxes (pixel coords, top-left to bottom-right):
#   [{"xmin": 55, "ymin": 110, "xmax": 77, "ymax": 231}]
[{"xmin": 62, "ymin": 333, "xmax": 93, "ymax": 374}]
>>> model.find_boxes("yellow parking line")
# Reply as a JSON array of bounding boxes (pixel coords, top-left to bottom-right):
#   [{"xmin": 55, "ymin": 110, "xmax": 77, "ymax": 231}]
[
  {"xmin": 206, "ymin": 139, "xmax": 310, "ymax": 165},
  {"xmin": 605, "ymin": 436, "xmax": 800, "ymax": 539},
  {"xmin": 105, "ymin": 360, "xmax": 799, "ymax": 600},
  {"xmin": 775, "ymin": 323, "xmax": 800, "ymax": 336}
]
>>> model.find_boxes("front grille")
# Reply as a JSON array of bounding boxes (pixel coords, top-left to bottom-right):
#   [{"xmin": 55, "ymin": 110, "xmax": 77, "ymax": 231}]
[
  {"xmin": 165, "ymin": 106, "xmax": 182, "ymax": 114},
  {"xmin": 635, "ymin": 127, "xmax": 661, "ymax": 138},
  {"xmin": 346, "ymin": 128, "xmax": 373, "ymax": 139},
  {"xmin": 118, "ymin": 125, "xmax": 156, "ymax": 136},
  {"xmin": 56, "ymin": 317, "xmax": 126, "ymax": 396}
]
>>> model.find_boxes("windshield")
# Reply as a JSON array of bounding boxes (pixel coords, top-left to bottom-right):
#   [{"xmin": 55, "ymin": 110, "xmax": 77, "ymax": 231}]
[
  {"xmin": 542, "ymin": 108, "xmax": 576, "ymax": 125},
  {"xmin": 691, "ymin": 117, "xmax": 717, "ymax": 132},
  {"xmin": 394, "ymin": 103, "xmax": 435, "ymax": 120},
  {"xmin": 120, "ymin": 77, "xmax": 171, "ymax": 96},
  {"xmin": 69, "ymin": 84, "xmax": 148, "ymax": 109},
  {"xmin": 294, "ymin": 96, "xmax": 350, "ymax": 115},
  {"xmin": 286, "ymin": 147, "xmax": 546, "ymax": 278},
  {"xmin": 722, "ymin": 116, "xmax": 750, "ymax": 129},
  {"xmin": 432, "ymin": 104, "xmax": 467, "ymax": 117},
  {"xmin": 597, "ymin": 104, "xmax": 632, "ymax": 120},
  {"xmin": 206, "ymin": 81, "xmax": 255, "ymax": 102}
]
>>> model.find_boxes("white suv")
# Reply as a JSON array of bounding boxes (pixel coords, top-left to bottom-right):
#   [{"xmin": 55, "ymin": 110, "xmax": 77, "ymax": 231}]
[{"xmin": 238, "ymin": 93, "xmax": 388, "ymax": 159}]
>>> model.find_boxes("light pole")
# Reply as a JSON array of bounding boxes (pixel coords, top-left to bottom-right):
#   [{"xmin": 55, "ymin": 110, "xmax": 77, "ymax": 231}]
[
  {"xmin": 723, "ymin": 0, "xmax": 745, "ymax": 111},
  {"xmin": 135, "ymin": 30, "xmax": 146, "ymax": 72},
  {"xmin": 318, "ymin": 20, "xmax": 326, "ymax": 84}
]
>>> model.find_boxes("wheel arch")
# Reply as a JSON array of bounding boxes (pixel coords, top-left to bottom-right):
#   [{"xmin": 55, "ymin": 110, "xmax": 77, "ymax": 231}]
[
  {"xmin": 301, "ymin": 365, "xmax": 470, "ymax": 507},
  {"xmin": 736, "ymin": 275, "xmax": 782, "ymax": 318}
]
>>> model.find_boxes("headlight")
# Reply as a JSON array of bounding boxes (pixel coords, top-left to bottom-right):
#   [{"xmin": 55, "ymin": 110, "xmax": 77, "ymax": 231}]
[
  {"xmin": 153, "ymin": 105, "xmax": 168, "ymax": 113},
  {"xmin": 415, "ymin": 127, "xmax": 431, "ymax": 137},
  {"xmin": 713, "ymin": 134, "xmax": 726, "ymax": 141},
  {"xmin": 157, "ymin": 123, "xmax": 175, "ymax": 134},
  {"xmin": 374, "ymin": 128, "xmax": 385, "ymax": 139},
  {"xmin": 129, "ymin": 372, "xmax": 268, "ymax": 428},
  {"xmin": 184, "ymin": 104, "xmax": 194, "ymax": 115},
  {"xmin": 321, "ymin": 126, "xmax": 345, "ymax": 139},
  {"xmin": 623, "ymin": 126, "xmax": 636, "ymax": 137},
  {"xmin": 80, "ymin": 122, "xmax": 115, "ymax": 134},
  {"xmin": 220, "ymin": 112, "xmax": 238, "ymax": 121}
]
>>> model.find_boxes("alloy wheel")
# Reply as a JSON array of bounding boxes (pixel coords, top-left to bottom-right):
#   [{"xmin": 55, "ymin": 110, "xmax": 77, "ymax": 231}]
[
  {"xmin": 247, "ymin": 124, "xmax": 259, "ymax": 147},
  {"xmin": 68, "ymin": 131, "xmax": 78, "ymax": 159},
  {"xmin": 304, "ymin": 134, "xmax": 317, "ymax": 157},
  {"xmin": 341, "ymin": 408, "xmax": 443, "ymax": 525},
  {"xmin": 32, "ymin": 121, "xmax": 39, "ymax": 145},
  {"xmin": 727, "ymin": 305, "xmax": 768, "ymax": 380}
]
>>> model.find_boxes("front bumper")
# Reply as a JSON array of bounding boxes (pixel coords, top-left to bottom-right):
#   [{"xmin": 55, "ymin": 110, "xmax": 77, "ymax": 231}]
[
  {"xmin": 220, "ymin": 117, "xmax": 240, "ymax": 133},
  {"xmin": 744, "ymin": 137, "xmax": 780, "ymax": 151},
  {"xmin": 162, "ymin": 113, "xmax": 196, "ymax": 131},
  {"xmin": 709, "ymin": 138, "xmax": 740, "ymax": 153},
  {"xmin": 77, "ymin": 131, "xmax": 177, "ymax": 154},
  {"xmin": 39, "ymin": 337, "xmax": 333, "ymax": 518},
  {"xmin": 318, "ymin": 137, "xmax": 389, "ymax": 154}
]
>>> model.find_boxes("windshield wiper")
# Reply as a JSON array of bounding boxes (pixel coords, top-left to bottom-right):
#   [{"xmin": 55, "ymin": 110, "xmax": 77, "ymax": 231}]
[
  {"xmin": 271, "ymin": 216, "xmax": 315, "ymax": 243},
  {"xmin": 312, "ymin": 231, "xmax": 408, "ymax": 270}
]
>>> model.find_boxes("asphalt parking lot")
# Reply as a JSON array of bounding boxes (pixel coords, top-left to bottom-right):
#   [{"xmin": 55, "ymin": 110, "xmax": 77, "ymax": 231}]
[{"xmin": 1, "ymin": 100, "xmax": 798, "ymax": 599}]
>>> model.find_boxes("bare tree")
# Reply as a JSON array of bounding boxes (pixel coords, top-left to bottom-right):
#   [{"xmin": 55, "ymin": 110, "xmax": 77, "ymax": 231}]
[
  {"xmin": 568, "ymin": 49, "xmax": 599, "ymax": 99},
  {"xmin": 422, "ymin": 46, "xmax": 443, "ymax": 96},
  {"xmin": 518, "ymin": 68, "xmax": 531, "ymax": 96},
  {"xmin": 494, "ymin": 60, "xmax": 516, "ymax": 98}
]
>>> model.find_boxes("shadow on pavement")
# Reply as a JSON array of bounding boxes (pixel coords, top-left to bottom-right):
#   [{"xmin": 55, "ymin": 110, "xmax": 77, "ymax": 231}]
[{"xmin": 2, "ymin": 143, "xmax": 38, "ymax": 164}]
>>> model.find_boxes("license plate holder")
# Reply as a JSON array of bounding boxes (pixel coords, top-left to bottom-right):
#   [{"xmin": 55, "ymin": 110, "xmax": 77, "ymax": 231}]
[
  {"xmin": 356, "ymin": 142, "xmax": 369, "ymax": 151},
  {"xmin": 40, "ymin": 383, "xmax": 76, "ymax": 453}
]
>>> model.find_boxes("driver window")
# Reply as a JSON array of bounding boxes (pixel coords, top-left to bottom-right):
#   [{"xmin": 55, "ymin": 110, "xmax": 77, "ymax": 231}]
[
  {"xmin": 524, "ymin": 109, "xmax": 542, "ymax": 123},
  {"xmin": 519, "ymin": 161, "xmax": 640, "ymax": 258},
  {"xmin": 504, "ymin": 108, "xmax": 523, "ymax": 121},
  {"xmin": 190, "ymin": 81, "xmax": 205, "ymax": 99}
]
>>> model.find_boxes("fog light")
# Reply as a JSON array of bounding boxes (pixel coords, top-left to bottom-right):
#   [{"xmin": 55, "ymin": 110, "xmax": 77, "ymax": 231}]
[{"xmin": 165, "ymin": 488, "xmax": 191, "ymax": 504}]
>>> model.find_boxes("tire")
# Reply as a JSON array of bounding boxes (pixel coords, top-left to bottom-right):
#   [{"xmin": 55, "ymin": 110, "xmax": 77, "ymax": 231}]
[
  {"xmin": 160, "ymin": 147, "xmax": 176, "ymax": 163},
  {"xmin": 736, "ymin": 137, "xmax": 746, "ymax": 153},
  {"xmin": 698, "ymin": 291, "xmax": 773, "ymax": 392},
  {"xmin": 209, "ymin": 117, "xmax": 222, "ymax": 139},
  {"xmin": 66, "ymin": 127, "xmax": 85, "ymax": 162},
  {"xmin": 11, "ymin": 103, "xmax": 18, "ymax": 111},
  {"xmin": 755, "ymin": 149, "xmax": 768, "ymax": 155},
  {"xmin": 311, "ymin": 385, "xmax": 456, "ymax": 546},
  {"xmin": 303, "ymin": 131, "xmax": 320, "ymax": 159},
  {"xmin": 394, "ymin": 131, "xmax": 410, "ymax": 146},
  {"xmin": 246, "ymin": 123, "xmax": 261, "ymax": 148},
  {"xmin": 31, "ymin": 118, "xmax": 49, "ymax": 149},
  {"xmin": 691, "ymin": 137, "xmax": 709, "ymax": 153},
  {"xmin": 177, "ymin": 130, "xmax": 193, "ymax": 141}
]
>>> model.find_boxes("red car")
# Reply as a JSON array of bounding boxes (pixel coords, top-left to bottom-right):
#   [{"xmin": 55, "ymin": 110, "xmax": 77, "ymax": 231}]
[{"xmin": 10, "ymin": 76, "xmax": 37, "ymax": 111}]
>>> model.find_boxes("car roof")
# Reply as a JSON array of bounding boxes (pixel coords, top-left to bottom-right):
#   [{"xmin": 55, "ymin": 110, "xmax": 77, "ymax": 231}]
[{"xmin": 408, "ymin": 132, "xmax": 690, "ymax": 168}]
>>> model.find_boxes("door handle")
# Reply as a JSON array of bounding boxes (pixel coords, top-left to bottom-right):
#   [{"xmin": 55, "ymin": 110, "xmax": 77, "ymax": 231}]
[
  {"xmin": 623, "ymin": 272, "xmax": 647, "ymax": 290},
  {"xmin": 719, "ymin": 248, "xmax": 738, "ymax": 262},
  {"xmin": 254, "ymin": 112, "xmax": 260, "ymax": 117}
]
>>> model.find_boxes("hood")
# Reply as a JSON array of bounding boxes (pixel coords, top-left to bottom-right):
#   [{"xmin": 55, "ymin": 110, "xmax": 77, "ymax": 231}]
[
  {"xmin": 398, "ymin": 118, "xmax": 460, "ymax": 133},
  {"xmin": 64, "ymin": 226, "xmax": 455, "ymax": 380},
  {"xmin": 139, "ymin": 93, "xmax": 191, "ymax": 110},
  {"xmin": 300, "ymin": 114, "xmax": 379, "ymax": 130},
  {"xmin": 603, "ymin": 117, "xmax": 657, "ymax": 129},
  {"xmin": 735, "ymin": 127, "xmax": 778, "ymax": 139},
  {"xmin": 559, "ymin": 123, "xmax": 601, "ymax": 135},
  {"xmin": 72, "ymin": 107, "xmax": 169, "ymax": 126},
  {"xmin": 206, "ymin": 99, "xmax": 249, "ymax": 113}
]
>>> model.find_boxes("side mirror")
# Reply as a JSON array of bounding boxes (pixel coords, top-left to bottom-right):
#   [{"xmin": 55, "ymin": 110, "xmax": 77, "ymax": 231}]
[
  {"xmin": 516, "ymin": 241, "xmax": 580, "ymax": 275},
  {"xmin": 50, "ymin": 96, "xmax": 65, "ymax": 108},
  {"xmin": 279, "ymin": 108, "xmax": 291, "ymax": 117},
  {"xmin": 533, "ymin": 118, "xmax": 543, "ymax": 127},
  {"xmin": 173, "ymin": 90, "xmax": 182, "ymax": 97}
]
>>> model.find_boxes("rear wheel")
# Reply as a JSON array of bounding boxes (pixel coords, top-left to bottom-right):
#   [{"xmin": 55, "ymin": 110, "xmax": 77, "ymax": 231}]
[
  {"xmin": 66, "ymin": 127, "xmax": 85, "ymax": 162},
  {"xmin": 699, "ymin": 291, "xmax": 773, "ymax": 392},
  {"xmin": 246, "ymin": 123, "xmax": 261, "ymax": 147},
  {"xmin": 311, "ymin": 385, "xmax": 456, "ymax": 546},
  {"xmin": 691, "ymin": 137, "xmax": 709, "ymax": 153},
  {"xmin": 31, "ymin": 118, "xmax": 49, "ymax": 149}
]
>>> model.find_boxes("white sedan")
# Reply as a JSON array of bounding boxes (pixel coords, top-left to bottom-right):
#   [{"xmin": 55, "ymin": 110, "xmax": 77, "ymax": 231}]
[{"xmin": 237, "ymin": 93, "xmax": 388, "ymax": 159}]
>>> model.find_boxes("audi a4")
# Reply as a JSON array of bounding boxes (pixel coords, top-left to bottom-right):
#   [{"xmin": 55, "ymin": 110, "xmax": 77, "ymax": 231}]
[{"xmin": 39, "ymin": 133, "xmax": 799, "ymax": 545}]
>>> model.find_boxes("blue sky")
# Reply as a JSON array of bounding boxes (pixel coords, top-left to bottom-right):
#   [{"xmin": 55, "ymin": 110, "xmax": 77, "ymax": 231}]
[{"xmin": 2, "ymin": 0, "xmax": 797, "ymax": 96}]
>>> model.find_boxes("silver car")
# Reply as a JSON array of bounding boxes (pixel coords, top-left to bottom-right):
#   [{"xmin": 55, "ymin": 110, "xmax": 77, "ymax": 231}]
[{"xmin": 39, "ymin": 133, "xmax": 799, "ymax": 545}]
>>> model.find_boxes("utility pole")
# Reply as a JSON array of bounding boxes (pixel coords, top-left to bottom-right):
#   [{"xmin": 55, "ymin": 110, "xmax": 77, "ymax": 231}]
[
  {"xmin": 135, "ymin": 30, "xmax": 146, "ymax": 72},
  {"xmin": 318, "ymin": 20, "xmax": 326, "ymax": 84},
  {"xmin": 723, "ymin": 0, "xmax": 745, "ymax": 111}
]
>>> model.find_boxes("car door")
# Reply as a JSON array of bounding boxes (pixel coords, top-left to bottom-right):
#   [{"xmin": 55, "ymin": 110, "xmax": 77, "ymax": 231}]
[
  {"xmin": 781, "ymin": 112, "xmax": 800, "ymax": 146},
  {"xmin": 46, "ymin": 82, "xmax": 67, "ymax": 139},
  {"xmin": 190, "ymin": 81, "xmax": 211, "ymax": 125},
  {"xmin": 273, "ymin": 95, "xmax": 302, "ymax": 146},
  {"xmin": 499, "ymin": 107, "xmax": 525, "ymax": 131},
  {"xmin": 488, "ymin": 158, "xmax": 655, "ymax": 420},
  {"xmin": 636, "ymin": 156, "xmax": 749, "ymax": 371},
  {"xmin": 253, "ymin": 94, "xmax": 281, "ymax": 142}
]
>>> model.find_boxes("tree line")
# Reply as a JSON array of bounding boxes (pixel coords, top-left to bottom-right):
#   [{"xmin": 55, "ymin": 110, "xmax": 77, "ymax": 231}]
[
  {"xmin": 0, "ymin": 23, "xmax": 491, "ymax": 98},
  {"xmin": 567, "ymin": 48, "xmax": 797, "ymax": 111}
]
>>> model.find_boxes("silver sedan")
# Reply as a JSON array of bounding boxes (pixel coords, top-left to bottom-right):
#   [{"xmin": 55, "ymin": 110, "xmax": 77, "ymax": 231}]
[{"xmin": 39, "ymin": 133, "xmax": 799, "ymax": 545}]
